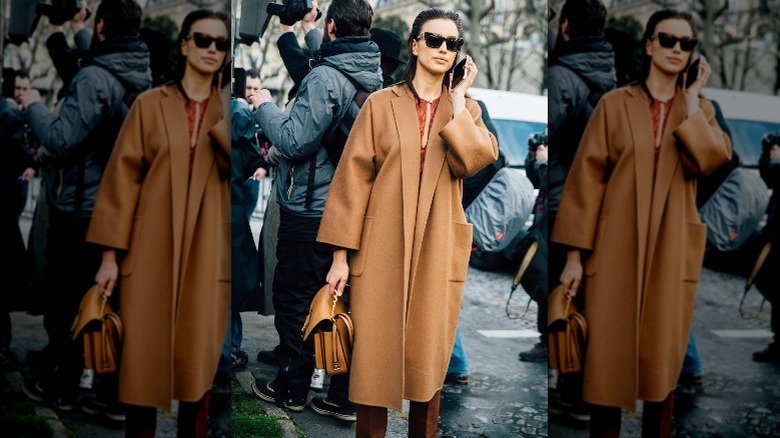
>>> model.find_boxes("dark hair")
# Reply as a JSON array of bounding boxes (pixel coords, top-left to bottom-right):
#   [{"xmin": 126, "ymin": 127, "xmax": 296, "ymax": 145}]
[
  {"xmin": 638, "ymin": 9, "xmax": 696, "ymax": 87},
  {"xmin": 403, "ymin": 9, "xmax": 463, "ymax": 101},
  {"xmin": 95, "ymin": 0, "xmax": 143, "ymax": 38},
  {"xmin": 246, "ymin": 69, "xmax": 261, "ymax": 80},
  {"xmin": 172, "ymin": 9, "xmax": 230, "ymax": 101},
  {"xmin": 325, "ymin": 0, "xmax": 373, "ymax": 38},
  {"xmin": 559, "ymin": 0, "xmax": 607, "ymax": 38},
  {"xmin": 14, "ymin": 69, "xmax": 30, "ymax": 81}
]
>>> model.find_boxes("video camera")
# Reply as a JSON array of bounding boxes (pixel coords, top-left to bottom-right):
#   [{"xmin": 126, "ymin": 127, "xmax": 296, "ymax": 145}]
[
  {"xmin": 37, "ymin": 0, "xmax": 89, "ymax": 26},
  {"xmin": 267, "ymin": 0, "xmax": 322, "ymax": 26},
  {"xmin": 238, "ymin": 0, "xmax": 321, "ymax": 45},
  {"xmin": 527, "ymin": 131, "xmax": 548, "ymax": 151},
  {"xmin": 761, "ymin": 131, "xmax": 780, "ymax": 151},
  {"xmin": 4, "ymin": 0, "xmax": 90, "ymax": 45}
]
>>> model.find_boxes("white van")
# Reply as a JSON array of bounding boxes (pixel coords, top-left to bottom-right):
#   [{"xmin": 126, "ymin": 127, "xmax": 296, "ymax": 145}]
[
  {"xmin": 467, "ymin": 88, "xmax": 548, "ymax": 168},
  {"xmin": 701, "ymin": 87, "xmax": 780, "ymax": 167}
]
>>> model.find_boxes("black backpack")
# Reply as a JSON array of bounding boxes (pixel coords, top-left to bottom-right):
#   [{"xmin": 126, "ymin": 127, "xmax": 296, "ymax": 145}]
[{"xmin": 314, "ymin": 61, "xmax": 371, "ymax": 165}]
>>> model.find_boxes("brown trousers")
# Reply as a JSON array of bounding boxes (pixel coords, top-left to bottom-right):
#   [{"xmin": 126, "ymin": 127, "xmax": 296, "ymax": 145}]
[{"xmin": 356, "ymin": 390, "xmax": 441, "ymax": 438}]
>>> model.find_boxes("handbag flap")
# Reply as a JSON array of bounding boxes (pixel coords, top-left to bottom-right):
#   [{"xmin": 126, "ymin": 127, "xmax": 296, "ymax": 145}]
[
  {"xmin": 302, "ymin": 285, "xmax": 347, "ymax": 340},
  {"xmin": 71, "ymin": 284, "xmax": 115, "ymax": 340},
  {"xmin": 548, "ymin": 284, "xmax": 578, "ymax": 328}
]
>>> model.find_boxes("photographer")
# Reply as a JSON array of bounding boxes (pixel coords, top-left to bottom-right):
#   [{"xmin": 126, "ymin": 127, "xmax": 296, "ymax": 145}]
[
  {"xmin": 519, "ymin": 130, "xmax": 549, "ymax": 363},
  {"xmin": 17, "ymin": 0, "xmax": 151, "ymax": 417},
  {"xmin": 247, "ymin": 0, "xmax": 382, "ymax": 420},
  {"xmin": 753, "ymin": 131, "xmax": 780, "ymax": 364}
]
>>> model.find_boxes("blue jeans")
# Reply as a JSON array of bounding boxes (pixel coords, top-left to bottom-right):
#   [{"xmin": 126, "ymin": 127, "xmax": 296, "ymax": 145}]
[
  {"xmin": 447, "ymin": 326, "xmax": 469, "ymax": 377},
  {"xmin": 682, "ymin": 329, "xmax": 702, "ymax": 376},
  {"xmin": 231, "ymin": 311, "xmax": 243, "ymax": 350},
  {"xmin": 217, "ymin": 312, "xmax": 232, "ymax": 375}
]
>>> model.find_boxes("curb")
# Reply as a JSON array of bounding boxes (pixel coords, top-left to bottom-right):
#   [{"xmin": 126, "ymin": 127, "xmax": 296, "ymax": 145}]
[
  {"xmin": 5, "ymin": 371, "xmax": 70, "ymax": 438},
  {"xmin": 235, "ymin": 370, "xmax": 299, "ymax": 438}
]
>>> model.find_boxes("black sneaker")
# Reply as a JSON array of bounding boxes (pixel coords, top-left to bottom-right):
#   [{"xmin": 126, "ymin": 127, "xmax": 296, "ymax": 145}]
[
  {"xmin": 251, "ymin": 380, "xmax": 305, "ymax": 412},
  {"xmin": 21, "ymin": 378, "xmax": 75, "ymax": 412},
  {"xmin": 310, "ymin": 396, "xmax": 357, "ymax": 422},
  {"xmin": 231, "ymin": 348, "xmax": 249, "ymax": 369},
  {"xmin": 677, "ymin": 373, "xmax": 703, "ymax": 386},
  {"xmin": 81, "ymin": 397, "xmax": 126, "ymax": 422},
  {"xmin": 256, "ymin": 346, "xmax": 281, "ymax": 365},
  {"xmin": 519, "ymin": 342, "xmax": 548, "ymax": 363},
  {"xmin": 444, "ymin": 374, "xmax": 469, "ymax": 385},
  {"xmin": 753, "ymin": 343, "xmax": 780, "ymax": 364},
  {"xmin": 549, "ymin": 397, "xmax": 590, "ymax": 423}
]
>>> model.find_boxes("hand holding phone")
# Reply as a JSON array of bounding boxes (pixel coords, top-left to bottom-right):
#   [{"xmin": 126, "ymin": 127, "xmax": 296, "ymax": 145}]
[
  {"xmin": 684, "ymin": 57, "xmax": 701, "ymax": 90},
  {"xmin": 450, "ymin": 55, "xmax": 470, "ymax": 91}
]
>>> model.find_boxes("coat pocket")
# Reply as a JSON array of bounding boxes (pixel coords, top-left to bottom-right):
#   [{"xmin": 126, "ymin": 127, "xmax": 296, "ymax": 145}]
[
  {"xmin": 584, "ymin": 217, "xmax": 607, "ymax": 276},
  {"xmin": 683, "ymin": 222, "xmax": 707, "ymax": 282},
  {"xmin": 349, "ymin": 216, "xmax": 373, "ymax": 277},
  {"xmin": 119, "ymin": 217, "xmax": 142, "ymax": 276},
  {"xmin": 450, "ymin": 221, "xmax": 473, "ymax": 282}
]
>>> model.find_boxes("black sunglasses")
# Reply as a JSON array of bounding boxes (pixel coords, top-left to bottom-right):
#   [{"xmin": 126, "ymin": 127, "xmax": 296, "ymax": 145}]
[
  {"xmin": 188, "ymin": 32, "xmax": 229, "ymax": 52},
  {"xmin": 417, "ymin": 32, "xmax": 464, "ymax": 52},
  {"xmin": 651, "ymin": 32, "xmax": 697, "ymax": 52}
]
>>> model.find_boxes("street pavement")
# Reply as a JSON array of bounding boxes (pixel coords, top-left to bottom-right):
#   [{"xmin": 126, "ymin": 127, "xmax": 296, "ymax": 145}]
[{"xmin": 549, "ymin": 264, "xmax": 780, "ymax": 437}]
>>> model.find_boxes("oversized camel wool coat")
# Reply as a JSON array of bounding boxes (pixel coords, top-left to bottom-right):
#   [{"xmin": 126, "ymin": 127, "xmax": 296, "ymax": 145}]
[
  {"xmin": 87, "ymin": 84, "xmax": 231, "ymax": 410},
  {"xmin": 317, "ymin": 84, "xmax": 498, "ymax": 410},
  {"xmin": 551, "ymin": 83, "xmax": 732, "ymax": 410}
]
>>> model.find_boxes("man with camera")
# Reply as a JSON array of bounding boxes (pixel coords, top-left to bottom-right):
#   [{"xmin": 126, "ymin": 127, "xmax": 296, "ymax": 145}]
[
  {"xmin": 247, "ymin": 0, "xmax": 382, "ymax": 421},
  {"xmin": 17, "ymin": 0, "xmax": 151, "ymax": 419}
]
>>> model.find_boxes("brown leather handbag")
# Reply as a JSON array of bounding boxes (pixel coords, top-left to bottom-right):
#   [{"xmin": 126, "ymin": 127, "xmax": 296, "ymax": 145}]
[
  {"xmin": 302, "ymin": 285, "xmax": 354, "ymax": 375},
  {"xmin": 548, "ymin": 284, "xmax": 588, "ymax": 374},
  {"xmin": 71, "ymin": 284, "xmax": 123, "ymax": 374}
]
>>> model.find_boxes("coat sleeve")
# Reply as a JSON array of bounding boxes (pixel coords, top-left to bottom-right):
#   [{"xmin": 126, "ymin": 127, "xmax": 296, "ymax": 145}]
[
  {"xmin": 438, "ymin": 98, "xmax": 498, "ymax": 179},
  {"xmin": 317, "ymin": 95, "xmax": 378, "ymax": 251},
  {"xmin": 86, "ymin": 97, "xmax": 146, "ymax": 250},
  {"xmin": 673, "ymin": 99, "xmax": 732, "ymax": 177},
  {"xmin": 550, "ymin": 98, "xmax": 611, "ymax": 251}
]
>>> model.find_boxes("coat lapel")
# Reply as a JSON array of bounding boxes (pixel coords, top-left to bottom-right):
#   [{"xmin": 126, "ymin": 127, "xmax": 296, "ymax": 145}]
[
  {"xmin": 180, "ymin": 88, "xmax": 221, "ymax": 281},
  {"xmin": 391, "ymin": 88, "xmax": 420, "ymax": 305},
  {"xmin": 626, "ymin": 85, "xmax": 653, "ymax": 303},
  {"xmin": 412, "ymin": 92, "xmax": 451, "ymax": 278},
  {"xmin": 160, "ymin": 85, "xmax": 188, "ymax": 296},
  {"xmin": 645, "ymin": 88, "xmax": 685, "ymax": 281}
]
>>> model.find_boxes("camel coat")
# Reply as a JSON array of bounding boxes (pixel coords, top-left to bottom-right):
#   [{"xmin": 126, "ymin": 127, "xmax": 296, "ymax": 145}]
[
  {"xmin": 317, "ymin": 85, "xmax": 498, "ymax": 410},
  {"xmin": 551, "ymin": 83, "xmax": 732, "ymax": 410},
  {"xmin": 87, "ymin": 84, "xmax": 230, "ymax": 410}
]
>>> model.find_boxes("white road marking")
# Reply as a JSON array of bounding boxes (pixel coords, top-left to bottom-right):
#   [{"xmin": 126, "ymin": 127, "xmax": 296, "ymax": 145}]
[
  {"xmin": 477, "ymin": 329, "xmax": 539, "ymax": 338},
  {"xmin": 711, "ymin": 329, "xmax": 774, "ymax": 338}
]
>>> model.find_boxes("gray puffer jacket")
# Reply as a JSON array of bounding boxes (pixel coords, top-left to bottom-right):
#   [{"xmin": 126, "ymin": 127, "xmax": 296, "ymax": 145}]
[
  {"xmin": 25, "ymin": 37, "xmax": 151, "ymax": 217},
  {"xmin": 255, "ymin": 36, "xmax": 382, "ymax": 217}
]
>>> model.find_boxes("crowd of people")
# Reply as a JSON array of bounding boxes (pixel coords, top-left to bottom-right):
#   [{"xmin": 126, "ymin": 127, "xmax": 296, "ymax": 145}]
[{"xmin": 2, "ymin": 0, "xmax": 778, "ymax": 437}]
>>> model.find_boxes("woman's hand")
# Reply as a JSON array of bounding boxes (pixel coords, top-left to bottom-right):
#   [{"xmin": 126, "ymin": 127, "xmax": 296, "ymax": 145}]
[
  {"xmin": 560, "ymin": 249, "xmax": 583, "ymax": 297},
  {"xmin": 451, "ymin": 55, "xmax": 478, "ymax": 116},
  {"xmin": 95, "ymin": 250, "xmax": 118, "ymax": 297},
  {"xmin": 684, "ymin": 55, "xmax": 711, "ymax": 117},
  {"xmin": 326, "ymin": 249, "xmax": 349, "ymax": 297}
]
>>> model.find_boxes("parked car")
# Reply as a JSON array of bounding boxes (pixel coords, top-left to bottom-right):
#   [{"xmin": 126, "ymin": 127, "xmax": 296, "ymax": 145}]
[
  {"xmin": 701, "ymin": 87, "xmax": 780, "ymax": 168},
  {"xmin": 468, "ymin": 88, "xmax": 548, "ymax": 168},
  {"xmin": 466, "ymin": 88, "xmax": 548, "ymax": 272}
]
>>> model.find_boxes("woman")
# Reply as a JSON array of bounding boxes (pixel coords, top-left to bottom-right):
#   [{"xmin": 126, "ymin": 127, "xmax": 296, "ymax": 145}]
[
  {"xmin": 317, "ymin": 9, "xmax": 497, "ymax": 437},
  {"xmin": 551, "ymin": 9, "xmax": 732, "ymax": 436},
  {"xmin": 87, "ymin": 9, "xmax": 230, "ymax": 437}
]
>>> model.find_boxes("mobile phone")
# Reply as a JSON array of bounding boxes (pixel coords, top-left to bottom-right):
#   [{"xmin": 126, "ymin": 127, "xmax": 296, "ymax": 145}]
[
  {"xmin": 685, "ymin": 57, "xmax": 700, "ymax": 89},
  {"xmin": 450, "ymin": 56, "xmax": 469, "ymax": 90}
]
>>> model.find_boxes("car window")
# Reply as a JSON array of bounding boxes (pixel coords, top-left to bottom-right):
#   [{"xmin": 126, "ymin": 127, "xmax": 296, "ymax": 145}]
[
  {"xmin": 725, "ymin": 119, "xmax": 780, "ymax": 167},
  {"xmin": 492, "ymin": 120, "xmax": 547, "ymax": 168}
]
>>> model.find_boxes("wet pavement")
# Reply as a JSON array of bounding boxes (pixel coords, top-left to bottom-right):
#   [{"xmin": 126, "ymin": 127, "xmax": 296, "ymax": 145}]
[
  {"xmin": 236, "ymin": 265, "xmax": 548, "ymax": 437},
  {"xmin": 549, "ymin": 265, "xmax": 780, "ymax": 437}
]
